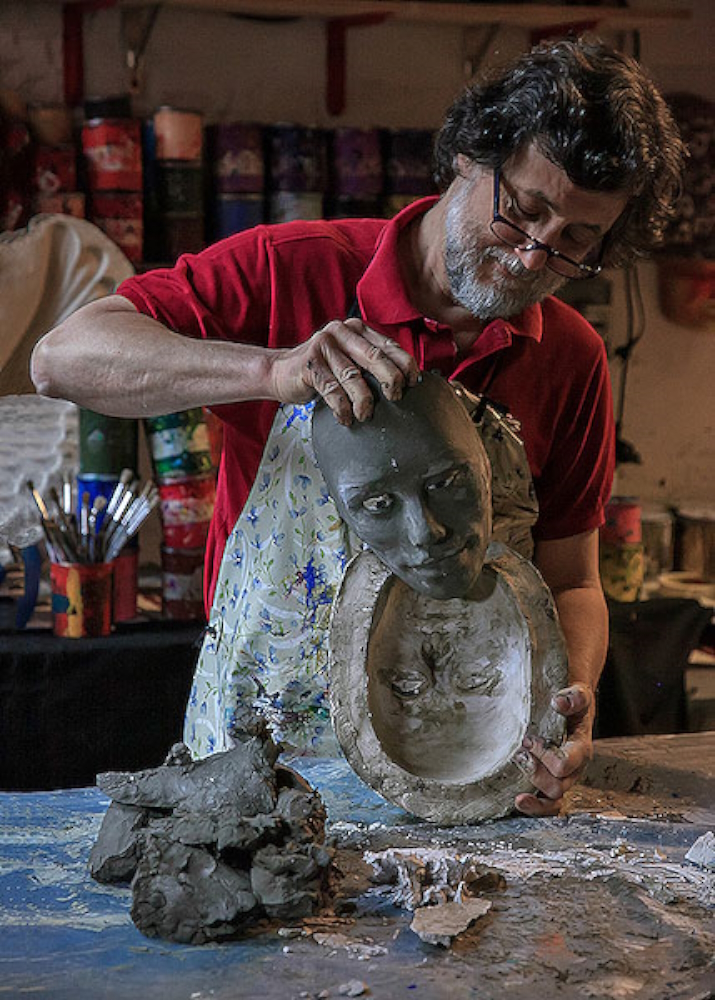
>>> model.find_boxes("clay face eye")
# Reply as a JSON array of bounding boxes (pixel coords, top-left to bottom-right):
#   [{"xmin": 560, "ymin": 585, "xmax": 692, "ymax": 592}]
[
  {"xmin": 424, "ymin": 467, "xmax": 462, "ymax": 493},
  {"xmin": 390, "ymin": 671, "xmax": 431, "ymax": 699},
  {"xmin": 362, "ymin": 493, "xmax": 393, "ymax": 513}
]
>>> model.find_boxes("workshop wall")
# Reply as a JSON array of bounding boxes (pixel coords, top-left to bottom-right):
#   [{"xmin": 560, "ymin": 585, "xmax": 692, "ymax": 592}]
[{"xmin": 2, "ymin": 0, "xmax": 714, "ymax": 509}]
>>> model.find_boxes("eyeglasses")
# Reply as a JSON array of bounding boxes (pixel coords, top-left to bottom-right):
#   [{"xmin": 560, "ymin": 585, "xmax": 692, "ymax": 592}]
[{"xmin": 490, "ymin": 169, "xmax": 604, "ymax": 280}]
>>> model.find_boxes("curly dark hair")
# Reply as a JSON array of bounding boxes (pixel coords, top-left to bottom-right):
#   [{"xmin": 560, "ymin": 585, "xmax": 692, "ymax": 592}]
[{"xmin": 433, "ymin": 36, "xmax": 687, "ymax": 267}]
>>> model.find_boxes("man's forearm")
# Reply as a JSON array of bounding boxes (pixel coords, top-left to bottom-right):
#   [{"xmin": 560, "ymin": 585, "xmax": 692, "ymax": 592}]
[
  {"xmin": 551, "ymin": 582, "xmax": 608, "ymax": 730},
  {"xmin": 31, "ymin": 296, "xmax": 275, "ymax": 418}
]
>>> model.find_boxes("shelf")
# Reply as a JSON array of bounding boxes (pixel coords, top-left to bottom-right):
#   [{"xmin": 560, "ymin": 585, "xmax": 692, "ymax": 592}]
[{"xmin": 61, "ymin": 0, "xmax": 691, "ymax": 32}]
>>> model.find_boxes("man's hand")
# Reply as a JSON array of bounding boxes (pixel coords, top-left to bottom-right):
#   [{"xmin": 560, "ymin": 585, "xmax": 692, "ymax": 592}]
[
  {"xmin": 514, "ymin": 681, "xmax": 594, "ymax": 817},
  {"xmin": 269, "ymin": 318, "xmax": 420, "ymax": 424}
]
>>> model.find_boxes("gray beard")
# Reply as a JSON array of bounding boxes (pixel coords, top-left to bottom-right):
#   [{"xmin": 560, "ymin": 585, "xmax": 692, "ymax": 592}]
[{"xmin": 444, "ymin": 195, "xmax": 565, "ymax": 321}]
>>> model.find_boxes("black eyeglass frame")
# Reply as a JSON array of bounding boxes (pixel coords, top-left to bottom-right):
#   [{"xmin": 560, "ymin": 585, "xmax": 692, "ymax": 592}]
[{"xmin": 491, "ymin": 168, "xmax": 605, "ymax": 279}]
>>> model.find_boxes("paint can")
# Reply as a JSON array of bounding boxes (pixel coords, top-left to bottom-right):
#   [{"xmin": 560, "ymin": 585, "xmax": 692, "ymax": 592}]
[
  {"xmin": 144, "ymin": 408, "xmax": 213, "ymax": 483},
  {"xmin": 211, "ymin": 193, "xmax": 264, "ymax": 239},
  {"xmin": 332, "ymin": 127, "xmax": 383, "ymax": 198},
  {"xmin": 153, "ymin": 107, "xmax": 204, "ymax": 162},
  {"xmin": 268, "ymin": 190, "xmax": 323, "ymax": 224},
  {"xmin": 81, "ymin": 118, "xmax": 143, "ymax": 191},
  {"xmin": 601, "ymin": 497, "xmax": 642, "ymax": 547},
  {"xmin": 112, "ymin": 541, "xmax": 139, "ymax": 622},
  {"xmin": 79, "ymin": 408, "xmax": 138, "ymax": 476},
  {"xmin": 158, "ymin": 212, "xmax": 205, "ymax": 261},
  {"xmin": 33, "ymin": 191, "xmax": 86, "ymax": 218},
  {"xmin": 207, "ymin": 121, "xmax": 265, "ymax": 193},
  {"xmin": 269, "ymin": 124, "xmax": 327, "ymax": 193},
  {"xmin": 161, "ymin": 546, "xmax": 205, "ymax": 620},
  {"xmin": 640, "ymin": 504, "xmax": 675, "ymax": 580},
  {"xmin": 158, "ymin": 474, "xmax": 216, "ymax": 549},
  {"xmin": 674, "ymin": 505, "xmax": 715, "ymax": 580},
  {"xmin": 155, "ymin": 160, "xmax": 204, "ymax": 213},
  {"xmin": 50, "ymin": 561, "xmax": 114, "ymax": 638},
  {"xmin": 383, "ymin": 127, "xmax": 435, "ymax": 195},
  {"xmin": 90, "ymin": 191, "xmax": 144, "ymax": 263},
  {"xmin": 33, "ymin": 145, "xmax": 77, "ymax": 194},
  {"xmin": 599, "ymin": 543, "xmax": 644, "ymax": 603}
]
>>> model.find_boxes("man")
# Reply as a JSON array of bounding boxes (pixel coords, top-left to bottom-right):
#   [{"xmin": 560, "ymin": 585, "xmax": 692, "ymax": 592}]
[{"xmin": 31, "ymin": 37, "xmax": 685, "ymax": 817}]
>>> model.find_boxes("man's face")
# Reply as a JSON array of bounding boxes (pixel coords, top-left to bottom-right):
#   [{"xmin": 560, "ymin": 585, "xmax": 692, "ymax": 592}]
[
  {"xmin": 443, "ymin": 144, "xmax": 628, "ymax": 320},
  {"xmin": 314, "ymin": 377, "xmax": 492, "ymax": 600}
]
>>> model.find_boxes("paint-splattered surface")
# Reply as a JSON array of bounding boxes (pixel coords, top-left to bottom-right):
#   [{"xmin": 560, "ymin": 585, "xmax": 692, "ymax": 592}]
[{"xmin": 1, "ymin": 738, "xmax": 714, "ymax": 1000}]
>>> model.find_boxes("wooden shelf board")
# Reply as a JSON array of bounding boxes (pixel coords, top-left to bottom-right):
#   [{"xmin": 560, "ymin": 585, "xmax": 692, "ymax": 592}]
[{"xmin": 60, "ymin": 0, "xmax": 691, "ymax": 32}]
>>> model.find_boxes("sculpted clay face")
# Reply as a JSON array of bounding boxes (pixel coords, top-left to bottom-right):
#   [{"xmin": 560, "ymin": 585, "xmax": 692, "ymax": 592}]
[{"xmin": 312, "ymin": 372, "xmax": 492, "ymax": 600}]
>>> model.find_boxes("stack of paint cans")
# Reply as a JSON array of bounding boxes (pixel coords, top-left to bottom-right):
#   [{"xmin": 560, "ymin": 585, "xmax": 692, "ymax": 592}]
[
  {"xmin": 599, "ymin": 497, "xmax": 645, "ymax": 602},
  {"xmin": 77, "ymin": 409, "xmax": 140, "ymax": 621},
  {"xmin": 82, "ymin": 108, "xmax": 144, "ymax": 263},
  {"xmin": 29, "ymin": 103, "xmax": 85, "ymax": 220},
  {"xmin": 268, "ymin": 124, "xmax": 327, "ymax": 223},
  {"xmin": 147, "ymin": 106, "xmax": 206, "ymax": 262},
  {"xmin": 144, "ymin": 408, "xmax": 216, "ymax": 620},
  {"xmin": 382, "ymin": 127, "xmax": 436, "ymax": 216},
  {"xmin": 205, "ymin": 121, "xmax": 266, "ymax": 241},
  {"xmin": 327, "ymin": 127, "xmax": 383, "ymax": 219}
]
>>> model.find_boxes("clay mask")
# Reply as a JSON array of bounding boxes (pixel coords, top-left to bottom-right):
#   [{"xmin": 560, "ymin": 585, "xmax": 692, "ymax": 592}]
[{"xmin": 312, "ymin": 372, "xmax": 492, "ymax": 600}]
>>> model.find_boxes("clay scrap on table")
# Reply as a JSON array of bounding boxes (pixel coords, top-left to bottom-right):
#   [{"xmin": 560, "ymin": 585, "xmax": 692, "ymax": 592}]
[
  {"xmin": 88, "ymin": 721, "xmax": 332, "ymax": 945},
  {"xmin": 365, "ymin": 846, "xmax": 504, "ymax": 947}
]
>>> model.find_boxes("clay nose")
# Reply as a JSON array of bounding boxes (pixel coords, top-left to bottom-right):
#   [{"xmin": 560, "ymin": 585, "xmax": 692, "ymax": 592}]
[{"xmin": 403, "ymin": 498, "xmax": 448, "ymax": 549}]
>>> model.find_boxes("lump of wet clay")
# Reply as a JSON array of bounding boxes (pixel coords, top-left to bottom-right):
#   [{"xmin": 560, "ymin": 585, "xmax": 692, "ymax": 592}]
[{"xmin": 89, "ymin": 726, "xmax": 332, "ymax": 945}]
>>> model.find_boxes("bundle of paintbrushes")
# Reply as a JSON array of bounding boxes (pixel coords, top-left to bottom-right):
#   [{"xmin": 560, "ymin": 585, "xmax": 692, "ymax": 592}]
[{"xmin": 27, "ymin": 470, "xmax": 159, "ymax": 565}]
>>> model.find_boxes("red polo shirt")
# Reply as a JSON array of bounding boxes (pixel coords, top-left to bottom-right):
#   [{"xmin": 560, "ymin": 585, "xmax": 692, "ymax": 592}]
[{"xmin": 118, "ymin": 198, "xmax": 615, "ymax": 607}]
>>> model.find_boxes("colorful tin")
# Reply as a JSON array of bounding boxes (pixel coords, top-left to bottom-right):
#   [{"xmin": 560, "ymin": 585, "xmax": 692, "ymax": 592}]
[
  {"xmin": 156, "ymin": 160, "xmax": 204, "ymax": 213},
  {"xmin": 158, "ymin": 212, "xmax": 205, "ymax": 261},
  {"xmin": 33, "ymin": 145, "xmax": 77, "ymax": 194},
  {"xmin": 268, "ymin": 190, "xmax": 323, "ymax": 224},
  {"xmin": 153, "ymin": 107, "xmax": 203, "ymax": 161},
  {"xmin": 145, "ymin": 408, "xmax": 213, "ymax": 482},
  {"xmin": 90, "ymin": 191, "xmax": 144, "ymax": 262},
  {"xmin": 79, "ymin": 408, "xmax": 138, "ymax": 476},
  {"xmin": 211, "ymin": 193, "xmax": 264, "ymax": 239},
  {"xmin": 81, "ymin": 118, "xmax": 142, "ymax": 191},
  {"xmin": 269, "ymin": 124, "xmax": 327, "ymax": 193},
  {"xmin": 383, "ymin": 127, "xmax": 435, "ymax": 195},
  {"xmin": 208, "ymin": 121, "xmax": 265, "ymax": 193},
  {"xmin": 674, "ymin": 505, "xmax": 715, "ymax": 580},
  {"xmin": 161, "ymin": 546, "xmax": 205, "ymax": 620},
  {"xmin": 113, "ymin": 543, "xmax": 139, "ymax": 622},
  {"xmin": 50, "ymin": 561, "xmax": 114, "ymax": 638},
  {"xmin": 599, "ymin": 543, "xmax": 644, "ymax": 603},
  {"xmin": 158, "ymin": 474, "xmax": 215, "ymax": 549},
  {"xmin": 28, "ymin": 103, "xmax": 73, "ymax": 146},
  {"xmin": 33, "ymin": 191, "xmax": 86, "ymax": 218},
  {"xmin": 600, "ymin": 498, "xmax": 642, "ymax": 547},
  {"xmin": 75, "ymin": 474, "xmax": 118, "ymax": 531},
  {"xmin": 332, "ymin": 127, "xmax": 383, "ymax": 198}
]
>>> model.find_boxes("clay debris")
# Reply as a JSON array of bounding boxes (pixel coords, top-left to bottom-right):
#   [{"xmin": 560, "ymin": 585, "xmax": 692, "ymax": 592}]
[
  {"xmin": 364, "ymin": 846, "xmax": 502, "ymax": 946},
  {"xmin": 89, "ymin": 727, "xmax": 332, "ymax": 945}
]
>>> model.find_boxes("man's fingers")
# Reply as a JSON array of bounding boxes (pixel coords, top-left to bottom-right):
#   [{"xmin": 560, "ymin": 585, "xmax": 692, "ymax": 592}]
[
  {"xmin": 550, "ymin": 683, "xmax": 593, "ymax": 718},
  {"xmin": 514, "ymin": 791, "xmax": 563, "ymax": 818},
  {"xmin": 303, "ymin": 354, "xmax": 357, "ymax": 425}
]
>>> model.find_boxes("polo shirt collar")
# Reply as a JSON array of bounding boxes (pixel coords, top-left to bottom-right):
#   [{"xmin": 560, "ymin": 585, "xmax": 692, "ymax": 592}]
[{"xmin": 356, "ymin": 196, "xmax": 543, "ymax": 346}]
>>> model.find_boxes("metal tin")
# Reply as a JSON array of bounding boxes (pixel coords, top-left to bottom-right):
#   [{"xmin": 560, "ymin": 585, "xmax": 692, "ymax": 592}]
[
  {"xmin": 75, "ymin": 474, "xmax": 118, "ymax": 531},
  {"xmin": 153, "ymin": 107, "xmax": 203, "ymax": 161},
  {"xmin": 158, "ymin": 474, "xmax": 215, "ymax": 549},
  {"xmin": 601, "ymin": 497, "xmax": 642, "ymax": 547},
  {"xmin": 81, "ymin": 118, "xmax": 142, "ymax": 191},
  {"xmin": 161, "ymin": 546, "xmax": 205, "ymax": 620},
  {"xmin": 33, "ymin": 191, "xmax": 86, "ymax": 218},
  {"xmin": 156, "ymin": 160, "xmax": 204, "ymax": 213},
  {"xmin": 268, "ymin": 190, "xmax": 323, "ymax": 224},
  {"xmin": 50, "ymin": 561, "xmax": 114, "ymax": 638},
  {"xmin": 332, "ymin": 127, "xmax": 383, "ymax": 198},
  {"xmin": 269, "ymin": 124, "xmax": 327, "ymax": 193},
  {"xmin": 33, "ymin": 145, "xmax": 77, "ymax": 193},
  {"xmin": 112, "ymin": 544, "xmax": 139, "ymax": 622},
  {"xmin": 144, "ymin": 408, "xmax": 213, "ymax": 482},
  {"xmin": 641, "ymin": 505, "xmax": 674, "ymax": 580},
  {"xmin": 674, "ymin": 505, "xmax": 715, "ymax": 580},
  {"xmin": 28, "ymin": 103, "xmax": 73, "ymax": 146},
  {"xmin": 158, "ymin": 212, "xmax": 205, "ymax": 261},
  {"xmin": 208, "ymin": 121, "xmax": 265, "ymax": 193},
  {"xmin": 211, "ymin": 193, "xmax": 264, "ymax": 239},
  {"xmin": 383, "ymin": 127, "xmax": 435, "ymax": 195},
  {"xmin": 90, "ymin": 191, "xmax": 144, "ymax": 263},
  {"xmin": 79, "ymin": 408, "xmax": 138, "ymax": 476}
]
